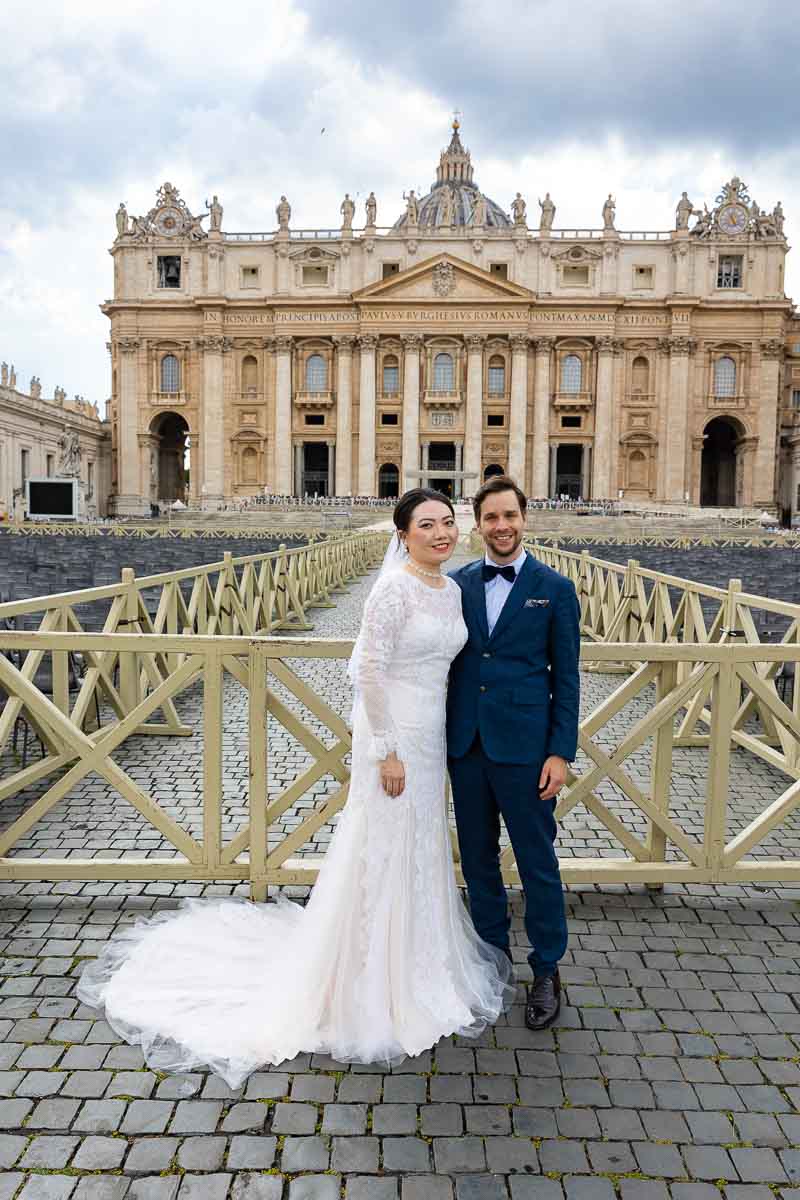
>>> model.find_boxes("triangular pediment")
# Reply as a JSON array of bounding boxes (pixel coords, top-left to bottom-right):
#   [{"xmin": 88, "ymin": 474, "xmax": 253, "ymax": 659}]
[{"xmin": 354, "ymin": 253, "xmax": 533, "ymax": 303}]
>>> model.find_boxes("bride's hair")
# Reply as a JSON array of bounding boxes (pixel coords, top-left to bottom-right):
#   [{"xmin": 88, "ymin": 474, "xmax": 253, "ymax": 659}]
[{"xmin": 393, "ymin": 488, "xmax": 455, "ymax": 533}]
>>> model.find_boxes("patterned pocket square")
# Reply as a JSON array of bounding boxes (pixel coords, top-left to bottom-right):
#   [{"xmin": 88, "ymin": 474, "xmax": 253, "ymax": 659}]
[{"xmin": 525, "ymin": 598, "xmax": 550, "ymax": 607}]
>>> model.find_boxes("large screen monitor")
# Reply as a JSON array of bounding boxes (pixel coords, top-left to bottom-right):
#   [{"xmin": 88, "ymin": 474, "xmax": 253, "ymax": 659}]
[{"xmin": 26, "ymin": 478, "xmax": 79, "ymax": 520}]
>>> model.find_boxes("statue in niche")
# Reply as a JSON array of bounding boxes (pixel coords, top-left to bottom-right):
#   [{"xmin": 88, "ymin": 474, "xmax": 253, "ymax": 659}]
[
  {"xmin": 58, "ymin": 432, "xmax": 81, "ymax": 477},
  {"xmin": 30, "ymin": 376, "xmax": 41, "ymax": 399},
  {"xmin": 206, "ymin": 195, "xmax": 223, "ymax": 231},
  {"xmin": 403, "ymin": 190, "xmax": 418, "ymax": 225},
  {"xmin": 365, "ymin": 191, "xmax": 377, "ymax": 227},
  {"xmin": 602, "ymin": 194, "xmax": 616, "ymax": 231},
  {"xmin": 512, "ymin": 192, "xmax": 527, "ymax": 226},
  {"xmin": 471, "ymin": 192, "xmax": 487, "ymax": 227},
  {"xmin": 340, "ymin": 193, "xmax": 355, "ymax": 230},
  {"xmin": 276, "ymin": 195, "xmax": 291, "ymax": 231},
  {"xmin": 538, "ymin": 193, "xmax": 555, "ymax": 231},
  {"xmin": 115, "ymin": 203, "xmax": 129, "ymax": 238},
  {"xmin": 1, "ymin": 363, "xmax": 7, "ymax": 386},
  {"xmin": 438, "ymin": 187, "xmax": 454, "ymax": 227},
  {"xmin": 675, "ymin": 192, "xmax": 693, "ymax": 230}
]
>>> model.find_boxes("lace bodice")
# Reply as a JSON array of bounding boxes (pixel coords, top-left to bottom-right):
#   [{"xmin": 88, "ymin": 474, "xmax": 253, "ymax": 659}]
[{"xmin": 351, "ymin": 570, "xmax": 467, "ymax": 760}]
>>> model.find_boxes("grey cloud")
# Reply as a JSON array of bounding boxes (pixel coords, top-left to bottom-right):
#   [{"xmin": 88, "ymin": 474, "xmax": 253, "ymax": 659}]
[{"xmin": 300, "ymin": 0, "xmax": 800, "ymax": 157}]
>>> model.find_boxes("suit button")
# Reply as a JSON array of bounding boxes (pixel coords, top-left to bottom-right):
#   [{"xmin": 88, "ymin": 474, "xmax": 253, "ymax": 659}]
[
  {"xmin": 479, "ymin": 685, "xmax": 487, "ymax": 693},
  {"xmin": 482, "ymin": 652, "xmax": 491, "ymax": 659}
]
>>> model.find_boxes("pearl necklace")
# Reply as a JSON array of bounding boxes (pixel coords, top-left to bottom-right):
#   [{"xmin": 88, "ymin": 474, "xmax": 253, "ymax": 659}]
[{"xmin": 408, "ymin": 561, "xmax": 443, "ymax": 580}]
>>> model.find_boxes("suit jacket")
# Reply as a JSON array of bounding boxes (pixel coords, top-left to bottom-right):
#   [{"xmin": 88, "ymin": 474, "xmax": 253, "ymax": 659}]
[{"xmin": 446, "ymin": 552, "xmax": 581, "ymax": 764}]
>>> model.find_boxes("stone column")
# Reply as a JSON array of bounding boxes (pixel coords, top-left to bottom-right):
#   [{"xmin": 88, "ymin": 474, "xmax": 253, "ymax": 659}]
[
  {"xmin": 549, "ymin": 443, "xmax": 559, "ymax": 496},
  {"xmin": 508, "ymin": 334, "xmax": 529, "ymax": 486},
  {"xmin": 592, "ymin": 337, "xmax": 618, "ymax": 501},
  {"xmin": 455, "ymin": 442, "xmax": 463, "ymax": 499},
  {"xmin": 274, "ymin": 336, "xmax": 293, "ymax": 495},
  {"xmin": 327, "ymin": 441, "xmax": 335, "ymax": 496},
  {"xmin": 654, "ymin": 338, "xmax": 671, "ymax": 499},
  {"xmin": 663, "ymin": 337, "xmax": 696, "ymax": 502},
  {"xmin": 464, "ymin": 334, "xmax": 485, "ymax": 491},
  {"xmin": 115, "ymin": 337, "xmax": 144, "ymax": 515},
  {"xmin": 581, "ymin": 444, "xmax": 592, "ymax": 500},
  {"xmin": 401, "ymin": 334, "xmax": 423, "ymax": 490},
  {"xmin": 294, "ymin": 442, "xmax": 303, "ymax": 496},
  {"xmin": 334, "ymin": 335, "xmax": 354, "ymax": 496},
  {"xmin": 532, "ymin": 337, "xmax": 554, "ymax": 498},
  {"xmin": 754, "ymin": 339, "xmax": 784, "ymax": 510},
  {"xmin": 201, "ymin": 334, "xmax": 226, "ymax": 509},
  {"xmin": 421, "ymin": 441, "xmax": 430, "ymax": 482},
  {"xmin": 357, "ymin": 334, "xmax": 378, "ymax": 495}
]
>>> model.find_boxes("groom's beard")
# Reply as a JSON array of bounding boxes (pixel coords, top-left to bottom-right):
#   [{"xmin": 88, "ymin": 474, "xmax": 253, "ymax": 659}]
[{"xmin": 484, "ymin": 530, "xmax": 523, "ymax": 562}]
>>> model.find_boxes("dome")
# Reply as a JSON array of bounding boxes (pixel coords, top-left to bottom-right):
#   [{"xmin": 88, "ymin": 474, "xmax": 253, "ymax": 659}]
[{"xmin": 391, "ymin": 120, "xmax": 511, "ymax": 233}]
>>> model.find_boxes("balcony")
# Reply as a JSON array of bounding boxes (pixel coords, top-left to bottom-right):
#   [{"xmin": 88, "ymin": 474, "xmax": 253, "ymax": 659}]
[
  {"xmin": 422, "ymin": 389, "xmax": 462, "ymax": 410},
  {"xmin": 294, "ymin": 390, "xmax": 335, "ymax": 408},
  {"xmin": 708, "ymin": 393, "xmax": 746, "ymax": 409},
  {"xmin": 624, "ymin": 392, "xmax": 656, "ymax": 406},
  {"xmin": 553, "ymin": 391, "xmax": 593, "ymax": 409}
]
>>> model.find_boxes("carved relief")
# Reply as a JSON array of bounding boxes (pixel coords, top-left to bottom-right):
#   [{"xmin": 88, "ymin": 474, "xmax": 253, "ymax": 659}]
[{"xmin": 432, "ymin": 262, "xmax": 456, "ymax": 297}]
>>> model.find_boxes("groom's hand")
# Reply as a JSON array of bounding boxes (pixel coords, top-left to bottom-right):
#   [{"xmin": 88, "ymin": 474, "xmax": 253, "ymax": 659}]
[
  {"xmin": 380, "ymin": 752, "xmax": 406, "ymax": 798},
  {"xmin": 539, "ymin": 755, "xmax": 567, "ymax": 801}
]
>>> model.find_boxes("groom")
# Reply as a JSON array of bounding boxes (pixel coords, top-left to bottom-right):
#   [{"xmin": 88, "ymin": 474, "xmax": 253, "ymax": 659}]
[{"xmin": 447, "ymin": 475, "xmax": 580, "ymax": 1030}]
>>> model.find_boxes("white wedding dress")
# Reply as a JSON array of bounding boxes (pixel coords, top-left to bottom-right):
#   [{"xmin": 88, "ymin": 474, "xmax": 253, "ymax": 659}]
[{"xmin": 77, "ymin": 569, "xmax": 514, "ymax": 1086}]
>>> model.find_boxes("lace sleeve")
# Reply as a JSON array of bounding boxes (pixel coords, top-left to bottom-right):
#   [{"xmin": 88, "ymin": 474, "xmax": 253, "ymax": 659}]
[{"xmin": 352, "ymin": 574, "xmax": 406, "ymax": 761}]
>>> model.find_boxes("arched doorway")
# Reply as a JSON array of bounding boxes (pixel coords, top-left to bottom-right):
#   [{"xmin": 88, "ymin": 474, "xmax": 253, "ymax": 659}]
[
  {"xmin": 701, "ymin": 417, "xmax": 742, "ymax": 507},
  {"xmin": 483, "ymin": 463, "xmax": 504, "ymax": 480},
  {"xmin": 149, "ymin": 412, "xmax": 189, "ymax": 504},
  {"xmin": 429, "ymin": 442, "xmax": 455, "ymax": 498},
  {"xmin": 378, "ymin": 462, "xmax": 399, "ymax": 499}
]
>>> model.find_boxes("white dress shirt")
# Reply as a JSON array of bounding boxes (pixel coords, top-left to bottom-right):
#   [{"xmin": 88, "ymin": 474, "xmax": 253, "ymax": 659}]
[{"xmin": 483, "ymin": 546, "xmax": 528, "ymax": 636}]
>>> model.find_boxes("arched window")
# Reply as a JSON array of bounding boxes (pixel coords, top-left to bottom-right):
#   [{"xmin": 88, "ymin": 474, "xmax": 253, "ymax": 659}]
[
  {"xmin": 628, "ymin": 449, "xmax": 648, "ymax": 490},
  {"xmin": 305, "ymin": 354, "xmax": 327, "ymax": 392},
  {"xmin": 560, "ymin": 354, "xmax": 582, "ymax": 394},
  {"xmin": 488, "ymin": 355, "xmax": 505, "ymax": 395},
  {"xmin": 714, "ymin": 355, "xmax": 737, "ymax": 398},
  {"xmin": 242, "ymin": 355, "xmax": 258, "ymax": 393},
  {"xmin": 378, "ymin": 462, "xmax": 399, "ymax": 499},
  {"xmin": 161, "ymin": 354, "xmax": 180, "ymax": 393},
  {"xmin": 382, "ymin": 354, "xmax": 399, "ymax": 394},
  {"xmin": 631, "ymin": 356, "xmax": 650, "ymax": 395},
  {"xmin": 433, "ymin": 352, "xmax": 455, "ymax": 392}
]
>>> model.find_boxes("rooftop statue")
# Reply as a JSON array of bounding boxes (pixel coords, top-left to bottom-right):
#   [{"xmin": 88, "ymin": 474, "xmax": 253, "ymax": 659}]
[
  {"xmin": 675, "ymin": 192, "xmax": 693, "ymax": 230},
  {"xmin": 512, "ymin": 192, "xmax": 527, "ymax": 227},
  {"xmin": 1, "ymin": 363, "xmax": 7, "ymax": 386},
  {"xmin": 538, "ymin": 193, "xmax": 555, "ymax": 232},
  {"xmin": 602, "ymin": 194, "xmax": 616, "ymax": 232},
  {"xmin": 276, "ymin": 195, "xmax": 291, "ymax": 231},
  {"xmin": 30, "ymin": 376, "xmax": 41, "ymax": 399},
  {"xmin": 471, "ymin": 192, "xmax": 487, "ymax": 228},
  {"xmin": 207, "ymin": 195, "xmax": 223, "ymax": 232},
  {"xmin": 438, "ymin": 187, "xmax": 454, "ymax": 227},
  {"xmin": 403, "ymin": 190, "xmax": 419, "ymax": 225},
  {"xmin": 365, "ymin": 191, "xmax": 377, "ymax": 227},
  {"xmin": 115, "ymin": 203, "xmax": 129, "ymax": 238},
  {"xmin": 340, "ymin": 193, "xmax": 355, "ymax": 230}
]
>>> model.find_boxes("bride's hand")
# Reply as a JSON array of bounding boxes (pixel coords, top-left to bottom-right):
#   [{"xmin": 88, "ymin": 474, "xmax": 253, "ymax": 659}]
[{"xmin": 380, "ymin": 752, "xmax": 406, "ymax": 798}]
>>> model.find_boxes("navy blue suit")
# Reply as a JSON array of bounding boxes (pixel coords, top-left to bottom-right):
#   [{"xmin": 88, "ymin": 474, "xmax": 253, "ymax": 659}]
[{"xmin": 446, "ymin": 552, "xmax": 580, "ymax": 975}]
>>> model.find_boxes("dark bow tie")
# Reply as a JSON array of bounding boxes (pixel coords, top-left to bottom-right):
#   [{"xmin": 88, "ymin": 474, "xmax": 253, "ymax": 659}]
[{"xmin": 482, "ymin": 563, "xmax": 516, "ymax": 584}]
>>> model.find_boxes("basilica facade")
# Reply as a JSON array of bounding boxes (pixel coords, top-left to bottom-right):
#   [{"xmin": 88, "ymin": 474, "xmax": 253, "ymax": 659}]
[{"xmin": 105, "ymin": 122, "xmax": 794, "ymax": 514}]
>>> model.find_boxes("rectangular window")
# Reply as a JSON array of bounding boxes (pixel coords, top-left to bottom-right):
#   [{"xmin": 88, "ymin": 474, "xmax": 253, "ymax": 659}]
[
  {"xmin": 302, "ymin": 264, "xmax": 328, "ymax": 286},
  {"xmin": 46, "ymin": 454, "xmax": 54, "ymax": 477},
  {"xmin": 157, "ymin": 255, "xmax": 181, "ymax": 288},
  {"xmin": 633, "ymin": 265, "xmax": 654, "ymax": 288},
  {"xmin": 241, "ymin": 266, "xmax": 259, "ymax": 288},
  {"xmin": 487, "ymin": 413, "xmax": 505, "ymax": 427},
  {"xmin": 489, "ymin": 263, "xmax": 508, "ymax": 279},
  {"xmin": 383, "ymin": 364, "xmax": 399, "ymax": 393},
  {"xmin": 304, "ymin": 414, "xmax": 325, "ymax": 426},
  {"xmin": 717, "ymin": 255, "xmax": 743, "ymax": 289},
  {"xmin": 561, "ymin": 415, "xmax": 582, "ymax": 428},
  {"xmin": 382, "ymin": 262, "xmax": 400, "ymax": 278},
  {"xmin": 562, "ymin": 264, "xmax": 589, "ymax": 286},
  {"xmin": 487, "ymin": 365, "xmax": 505, "ymax": 394},
  {"xmin": 21, "ymin": 448, "xmax": 30, "ymax": 485},
  {"xmin": 380, "ymin": 412, "xmax": 399, "ymax": 426},
  {"xmin": 792, "ymin": 390, "xmax": 800, "ymax": 409}
]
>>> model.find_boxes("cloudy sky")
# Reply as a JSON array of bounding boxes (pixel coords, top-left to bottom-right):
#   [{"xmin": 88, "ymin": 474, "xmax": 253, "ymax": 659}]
[{"xmin": 1, "ymin": 0, "xmax": 797, "ymax": 410}]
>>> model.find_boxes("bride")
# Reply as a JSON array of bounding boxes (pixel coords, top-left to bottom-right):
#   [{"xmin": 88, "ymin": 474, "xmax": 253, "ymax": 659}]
[{"xmin": 77, "ymin": 488, "xmax": 515, "ymax": 1086}]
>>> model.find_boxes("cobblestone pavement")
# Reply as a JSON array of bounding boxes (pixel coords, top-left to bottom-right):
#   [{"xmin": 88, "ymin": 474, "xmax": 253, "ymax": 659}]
[{"xmin": 2, "ymin": 550, "xmax": 800, "ymax": 1198}]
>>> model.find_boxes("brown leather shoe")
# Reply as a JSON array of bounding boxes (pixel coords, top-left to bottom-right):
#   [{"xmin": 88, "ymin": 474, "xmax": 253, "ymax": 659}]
[{"xmin": 525, "ymin": 970, "xmax": 561, "ymax": 1031}]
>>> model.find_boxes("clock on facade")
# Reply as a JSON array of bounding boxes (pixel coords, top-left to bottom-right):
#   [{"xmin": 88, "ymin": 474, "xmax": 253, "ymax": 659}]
[
  {"xmin": 155, "ymin": 207, "xmax": 184, "ymax": 237},
  {"xmin": 718, "ymin": 204, "xmax": 748, "ymax": 236}
]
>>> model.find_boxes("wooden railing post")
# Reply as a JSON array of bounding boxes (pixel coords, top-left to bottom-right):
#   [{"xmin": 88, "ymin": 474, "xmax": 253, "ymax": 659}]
[
  {"xmin": 221, "ymin": 552, "xmax": 234, "ymax": 636},
  {"xmin": 705, "ymin": 650, "xmax": 737, "ymax": 881},
  {"xmin": 646, "ymin": 657, "xmax": 678, "ymax": 887},
  {"xmin": 248, "ymin": 642, "xmax": 269, "ymax": 902},
  {"xmin": 119, "ymin": 567, "xmax": 139, "ymax": 716}
]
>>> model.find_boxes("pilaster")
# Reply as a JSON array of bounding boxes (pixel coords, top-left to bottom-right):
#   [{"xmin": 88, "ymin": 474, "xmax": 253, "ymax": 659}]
[
  {"xmin": 532, "ymin": 337, "xmax": 554, "ymax": 498},
  {"xmin": 334, "ymin": 335, "xmax": 355, "ymax": 496},
  {"xmin": 274, "ymin": 335, "xmax": 293, "ymax": 494},
  {"xmin": 357, "ymin": 335, "xmax": 378, "ymax": 495},
  {"xmin": 508, "ymin": 334, "xmax": 529, "ymax": 487},
  {"xmin": 464, "ymin": 334, "xmax": 485, "ymax": 493},
  {"xmin": 401, "ymin": 334, "xmax": 423, "ymax": 491}
]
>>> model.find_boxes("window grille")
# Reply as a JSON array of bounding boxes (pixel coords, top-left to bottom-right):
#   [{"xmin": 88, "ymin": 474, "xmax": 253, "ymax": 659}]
[
  {"xmin": 305, "ymin": 354, "xmax": 327, "ymax": 392},
  {"xmin": 433, "ymin": 353, "xmax": 455, "ymax": 392},
  {"xmin": 717, "ymin": 256, "xmax": 742, "ymax": 289},
  {"xmin": 383, "ymin": 357, "xmax": 399, "ymax": 393},
  {"xmin": 714, "ymin": 356, "xmax": 737, "ymax": 398},
  {"xmin": 561, "ymin": 355, "xmax": 582, "ymax": 393},
  {"xmin": 161, "ymin": 355, "xmax": 180, "ymax": 393},
  {"xmin": 488, "ymin": 357, "xmax": 505, "ymax": 394}
]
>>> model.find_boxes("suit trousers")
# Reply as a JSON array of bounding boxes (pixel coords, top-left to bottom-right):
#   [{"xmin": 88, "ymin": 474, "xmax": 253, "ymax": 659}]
[{"xmin": 448, "ymin": 735, "xmax": 568, "ymax": 976}]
